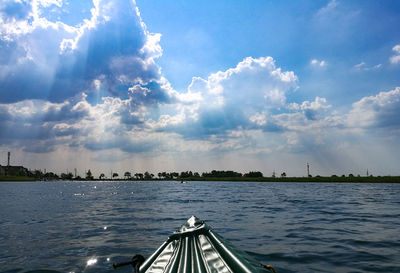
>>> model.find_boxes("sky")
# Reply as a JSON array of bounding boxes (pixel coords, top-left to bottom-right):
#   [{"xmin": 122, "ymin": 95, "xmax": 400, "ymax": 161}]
[{"xmin": 1, "ymin": 0, "xmax": 400, "ymax": 177}]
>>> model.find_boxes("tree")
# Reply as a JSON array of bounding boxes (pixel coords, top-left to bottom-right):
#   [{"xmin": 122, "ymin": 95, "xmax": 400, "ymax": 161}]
[
  {"xmin": 281, "ymin": 172, "xmax": 287, "ymax": 178},
  {"xmin": 135, "ymin": 173, "xmax": 144, "ymax": 180},
  {"xmin": 112, "ymin": 173, "xmax": 119, "ymax": 179},
  {"xmin": 202, "ymin": 170, "xmax": 243, "ymax": 178},
  {"xmin": 180, "ymin": 171, "xmax": 192, "ymax": 178},
  {"xmin": 144, "ymin": 171, "xmax": 152, "ymax": 180},
  {"xmin": 99, "ymin": 173, "xmax": 105, "ymax": 180},
  {"xmin": 33, "ymin": 170, "xmax": 44, "ymax": 179},
  {"xmin": 244, "ymin": 171, "xmax": 263, "ymax": 178},
  {"xmin": 44, "ymin": 172, "xmax": 59, "ymax": 180},
  {"xmin": 86, "ymin": 169, "xmax": 94, "ymax": 180},
  {"xmin": 124, "ymin": 171, "xmax": 131, "ymax": 180},
  {"xmin": 61, "ymin": 172, "xmax": 73, "ymax": 180}
]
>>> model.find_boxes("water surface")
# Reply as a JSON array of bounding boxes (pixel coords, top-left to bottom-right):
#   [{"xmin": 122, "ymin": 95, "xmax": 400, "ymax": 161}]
[{"xmin": 1, "ymin": 181, "xmax": 399, "ymax": 272}]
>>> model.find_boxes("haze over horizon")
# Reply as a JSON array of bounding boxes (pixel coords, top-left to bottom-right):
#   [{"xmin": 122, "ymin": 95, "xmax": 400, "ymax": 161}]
[{"xmin": 1, "ymin": 0, "xmax": 400, "ymax": 177}]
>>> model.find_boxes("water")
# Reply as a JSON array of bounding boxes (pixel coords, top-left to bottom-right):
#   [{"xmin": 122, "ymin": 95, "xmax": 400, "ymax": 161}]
[{"xmin": 1, "ymin": 181, "xmax": 400, "ymax": 273}]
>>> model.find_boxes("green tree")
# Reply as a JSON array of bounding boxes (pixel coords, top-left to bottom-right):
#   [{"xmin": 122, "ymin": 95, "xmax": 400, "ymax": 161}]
[
  {"xmin": 44, "ymin": 172, "xmax": 59, "ymax": 180},
  {"xmin": 86, "ymin": 169, "xmax": 94, "ymax": 180},
  {"xmin": 33, "ymin": 170, "xmax": 44, "ymax": 179},
  {"xmin": 244, "ymin": 171, "xmax": 263, "ymax": 178},
  {"xmin": 144, "ymin": 171, "xmax": 152, "ymax": 180},
  {"xmin": 202, "ymin": 170, "xmax": 242, "ymax": 178},
  {"xmin": 60, "ymin": 172, "xmax": 73, "ymax": 180},
  {"xmin": 124, "ymin": 171, "xmax": 131, "ymax": 180},
  {"xmin": 135, "ymin": 173, "xmax": 144, "ymax": 180}
]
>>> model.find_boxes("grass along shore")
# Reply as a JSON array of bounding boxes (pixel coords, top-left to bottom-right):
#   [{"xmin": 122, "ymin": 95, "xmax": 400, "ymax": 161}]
[{"xmin": 0, "ymin": 175, "xmax": 35, "ymax": 181}]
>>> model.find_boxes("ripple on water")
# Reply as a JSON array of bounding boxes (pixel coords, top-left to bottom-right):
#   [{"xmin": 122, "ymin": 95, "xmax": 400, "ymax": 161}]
[{"xmin": 0, "ymin": 181, "xmax": 400, "ymax": 273}]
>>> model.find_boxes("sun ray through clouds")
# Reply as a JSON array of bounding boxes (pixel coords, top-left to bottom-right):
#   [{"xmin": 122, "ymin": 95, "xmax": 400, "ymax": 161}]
[{"xmin": 0, "ymin": 0, "xmax": 400, "ymax": 176}]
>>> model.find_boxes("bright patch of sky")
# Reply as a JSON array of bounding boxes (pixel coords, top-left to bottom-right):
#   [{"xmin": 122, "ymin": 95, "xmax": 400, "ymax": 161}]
[{"xmin": 1, "ymin": 0, "xmax": 400, "ymax": 176}]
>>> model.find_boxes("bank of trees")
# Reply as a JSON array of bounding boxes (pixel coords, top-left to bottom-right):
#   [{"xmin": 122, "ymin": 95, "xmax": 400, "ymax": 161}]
[
  {"xmin": 85, "ymin": 170, "xmax": 266, "ymax": 181},
  {"xmin": 13, "ymin": 167, "xmax": 280, "ymax": 181},
  {"xmin": 94, "ymin": 170, "xmax": 264, "ymax": 180},
  {"xmin": 7, "ymin": 168, "xmax": 399, "ymax": 183}
]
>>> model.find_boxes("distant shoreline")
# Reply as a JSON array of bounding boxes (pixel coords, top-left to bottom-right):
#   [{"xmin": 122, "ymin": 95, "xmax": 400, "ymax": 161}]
[
  {"xmin": 184, "ymin": 176, "xmax": 400, "ymax": 183},
  {"xmin": 1, "ymin": 175, "xmax": 399, "ymax": 183},
  {"xmin": 0, "ymin": 175, "xmax": 35, "ymax": 182}
]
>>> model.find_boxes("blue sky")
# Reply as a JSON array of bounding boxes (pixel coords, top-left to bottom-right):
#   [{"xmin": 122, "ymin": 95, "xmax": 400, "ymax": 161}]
[{"xmin": 1, "ymin": 0, "xmax": 400, "ymax": 177}]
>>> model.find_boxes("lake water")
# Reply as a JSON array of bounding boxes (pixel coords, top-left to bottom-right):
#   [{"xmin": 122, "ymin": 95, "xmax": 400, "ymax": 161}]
[{"xmin": 1, "ymin": 181, "xmax": 400, "ymax": 273}]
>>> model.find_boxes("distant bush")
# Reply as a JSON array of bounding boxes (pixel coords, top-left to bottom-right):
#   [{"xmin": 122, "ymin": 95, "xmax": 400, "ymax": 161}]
[
  {"xmin": 244, "ymin": 171, "xmax": 263, "ymax": 178},
  {"xmin": 202, "ymin": 170, "xmax": 243, "ymax": 178}
]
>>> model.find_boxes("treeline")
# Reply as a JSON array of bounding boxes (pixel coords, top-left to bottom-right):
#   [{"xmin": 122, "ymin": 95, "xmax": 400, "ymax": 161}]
[
  {"xmin": 3, "ymin": 168, "xmax": 399, "ymax": 183},
  {"xmin": 103, "ymin": 170, "xmax": 264, "ymax": 180},
  {"xmin": 25, "ymin": 169, "xmax": 264, "ymax": 181}
]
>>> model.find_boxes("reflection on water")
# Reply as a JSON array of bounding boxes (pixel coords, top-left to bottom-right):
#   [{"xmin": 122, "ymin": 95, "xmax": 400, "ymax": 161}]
[
  {"xmin": 86, "ymin": 258, "xmax": 97, "ymax": 266},
  {"xmin": 0, "ymin": 181, "xmax": 400, "ymax": 273}
]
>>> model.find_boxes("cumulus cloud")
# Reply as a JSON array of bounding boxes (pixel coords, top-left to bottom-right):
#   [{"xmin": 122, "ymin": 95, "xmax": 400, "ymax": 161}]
[
  {"xmin": 153, "ymin": 56, "xmax": 298, "ymax": 138},
  {"xmin": 0, "ymin": 0, "xmax": 169, "ymax": 104},
  {"xmin": 1, "ymin": 0, "xmax": 398, "ymax": 173},
  {"xmin": 0, "ymin": 94, "xmax": 89, "ymax": 151},
  {"xmin": 288, "ymin": 97, "xmax": 331, "ymax": 121},
  {"xmin": 0, "ymin": 0, "xmax": 183, "ymax": 154},
  {"xmin": 0, "ymin": 92, "xmax": 166, "ymax": 154},
  {"xmin": 347, "ymin": 87, "xmax": 400, "ymax": 129},
  {"xmin": 390, "ymin": 44, "xmax": 400, "ymax": 64},
  {"xmin": 0, "ymin": 1, "xmax": 341, "ymax": 159}
]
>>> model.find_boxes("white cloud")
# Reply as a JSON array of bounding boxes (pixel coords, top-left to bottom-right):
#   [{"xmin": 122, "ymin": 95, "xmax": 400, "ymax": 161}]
[
  {"xmin": 1, "ymin": 1, "xmax": 400, "ymax": 177},
  {"xmin": 153, "ymin": 56, "xmax": 298, "ymax": 138},
  {"xmin": 353, "ymin": 61, "xmax": 382, "ymax": 71},
  {"xmin": 347, "ymin": 87, "xmax": 400, "ymax": 128},
  {"xmin": 317, "ymin": 0, "xmax": 339, "ymax": 16},
  {"xmin": 310, "ymin": 59, "xmax": 327, "ymax": 67},
  {"xmin": 298, "ymin": 97, "xmax": 331, "ymax": 121},
  {"xmin": 390, "ymin": 44, "xmax": 400, "ymax": 64},
  {"xmin": 0, "ymin": 0, "xmax": 170, "ymax": 104},
  {"xmin": 198, "ymin": 56, "xmax": 298, "ymax": 108},
  {"xmin": 249, "ymin": 112, "xmax": 267, "ymax": 126}
]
